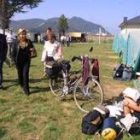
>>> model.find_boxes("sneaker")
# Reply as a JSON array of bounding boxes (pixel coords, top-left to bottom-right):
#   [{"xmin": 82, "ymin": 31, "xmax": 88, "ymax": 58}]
[
  {"xmin": 120, "ymin": 114, "xmax": 133, "ymax": 131},
  {"xmin": 23, "ymin": 88, "xmax": 30, "ymax": 96}
]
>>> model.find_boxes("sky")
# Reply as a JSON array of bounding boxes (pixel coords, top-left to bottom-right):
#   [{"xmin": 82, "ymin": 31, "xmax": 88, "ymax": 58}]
[{"xmin": 13, "ymin": 0, "xmax": 140, "ymax": 35}]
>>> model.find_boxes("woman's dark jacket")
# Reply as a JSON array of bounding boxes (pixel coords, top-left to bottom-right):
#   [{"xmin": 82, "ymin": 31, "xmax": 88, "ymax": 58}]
[{"xmin": 12, "ymin": 39, "xmax": 34, "ymax": 63}]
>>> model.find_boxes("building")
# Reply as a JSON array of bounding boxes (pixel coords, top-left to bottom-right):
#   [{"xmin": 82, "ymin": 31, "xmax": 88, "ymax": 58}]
[
  {"xmin": 119, "ymin": 15, "xmax": 140, "ymax": 34},
  {"xmin": 67, "ymin": 32, "xmax": 86, "ymax": 42}
]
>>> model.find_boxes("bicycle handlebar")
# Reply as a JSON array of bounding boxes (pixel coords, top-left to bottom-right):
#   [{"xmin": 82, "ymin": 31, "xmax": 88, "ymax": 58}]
[
  {"xmin": 71, "ymin": 56, "xmax": 94, "ymax": 64},
  {"xmin": 71, "ymin": 56, "xmax": 82, "ymax": 62}
]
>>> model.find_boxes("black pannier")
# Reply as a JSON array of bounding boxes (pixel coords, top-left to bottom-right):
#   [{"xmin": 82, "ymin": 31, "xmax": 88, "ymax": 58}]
[
  {"xmin": 45, "ymin": 61, "xmax": 62, "ymax": 78},
  {"xmin": 45, "ymin": 60, "xmax": 71, "ymax": 78}
]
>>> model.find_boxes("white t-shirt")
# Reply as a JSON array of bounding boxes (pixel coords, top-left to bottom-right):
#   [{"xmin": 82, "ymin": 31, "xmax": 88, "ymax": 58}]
[
  {"xmin": 41, "ymin": 40, "xmax": 62, "ymax": 62},
  {"xmin": 6, "ymin": 33, "xmax": 16, "ymax": 43}
]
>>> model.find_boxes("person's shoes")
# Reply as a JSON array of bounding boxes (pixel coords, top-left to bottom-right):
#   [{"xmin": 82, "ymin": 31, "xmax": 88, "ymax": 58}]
[
  {"xmin": 26, "ymin": 92, "xmax": 30, "ymax": 96},
  {"xmin": 120, "ymin": 114, "xmax": 133, "ymax": 131},
  {"xmin": 24, "ymin": 91, "xmax": 30, "ymax": 96},
  {"xmin": 23, "ymin": 89, "xmax": 30, "ymax": 96}
]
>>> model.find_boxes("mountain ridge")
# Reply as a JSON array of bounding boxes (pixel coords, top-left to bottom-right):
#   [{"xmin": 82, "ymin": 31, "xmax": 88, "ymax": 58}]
[{"xmin": 10, "ymin": 16, "xmax": 110, "ymax": 35}]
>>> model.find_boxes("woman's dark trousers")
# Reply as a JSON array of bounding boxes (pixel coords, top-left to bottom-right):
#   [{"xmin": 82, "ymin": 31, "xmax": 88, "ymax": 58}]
[{"xmin": 17, "ymin": 61, "xmax": 30, "ymax": 95}]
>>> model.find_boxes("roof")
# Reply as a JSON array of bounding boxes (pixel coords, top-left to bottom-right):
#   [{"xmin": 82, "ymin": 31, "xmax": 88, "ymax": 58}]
[{"xmin": 119, "ymin": 15, "xmax": 140, "ymax": 27}]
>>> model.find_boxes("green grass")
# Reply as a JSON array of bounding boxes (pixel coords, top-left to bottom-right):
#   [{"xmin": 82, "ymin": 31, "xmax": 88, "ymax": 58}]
[{"xmin": 0, "ymin": 42, "xmax": 138, "ymax": 140}]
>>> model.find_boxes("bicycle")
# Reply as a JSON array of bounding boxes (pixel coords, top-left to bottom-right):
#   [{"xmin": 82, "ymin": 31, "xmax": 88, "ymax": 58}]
[{"xmin": 47, "ymin": 49, "xmax": 104, "ymax": 113}]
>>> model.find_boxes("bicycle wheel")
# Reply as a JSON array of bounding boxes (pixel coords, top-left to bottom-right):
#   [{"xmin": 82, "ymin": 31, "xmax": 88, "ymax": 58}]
[
  {"xmin": 49, "ymin": 77, "xmax": 64, "ymax": 96},
  {"xmin": 74, "ymin": 76, "xmax": 104, "ymax": 113}
]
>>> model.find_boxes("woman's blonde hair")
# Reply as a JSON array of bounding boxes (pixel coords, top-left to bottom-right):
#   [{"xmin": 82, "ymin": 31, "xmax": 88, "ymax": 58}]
[{"xmin": 17, "ymin": 28, "xmax": 26, "ymax": 36}]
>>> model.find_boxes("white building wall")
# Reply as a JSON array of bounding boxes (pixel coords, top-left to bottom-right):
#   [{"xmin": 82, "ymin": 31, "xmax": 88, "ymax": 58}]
[{"xmin": 120, "ymin": 24, "xmax": 140, "ymax": 34}]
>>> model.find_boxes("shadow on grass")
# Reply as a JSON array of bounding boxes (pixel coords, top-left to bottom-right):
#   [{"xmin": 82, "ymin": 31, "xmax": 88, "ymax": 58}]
[
  {"xmin": 30, "ymin": 86, "xmax": 50, "ymax": 94},
  {"xmin": 30, "ymin": 78, "xmax": 42, "ymax": 83},
  {"xmin": 3, "ymin": 79, "xmax": 18, "ymax": 83},
  {"xmin": 3, "ymin": 79, "xmax": 18, "ymax": 90}
]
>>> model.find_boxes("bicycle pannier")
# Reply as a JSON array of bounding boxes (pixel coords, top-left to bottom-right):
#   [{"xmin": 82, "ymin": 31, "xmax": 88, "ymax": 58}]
[{"xmin": 45, "ymin": 61, "xmax": 61, "ymax": 78}]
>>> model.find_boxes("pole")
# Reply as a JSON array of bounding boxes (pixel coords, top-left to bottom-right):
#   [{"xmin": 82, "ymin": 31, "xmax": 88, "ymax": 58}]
[{"xmin": 98, "ymin": 27, "xmax": 101, "ymax": 45}]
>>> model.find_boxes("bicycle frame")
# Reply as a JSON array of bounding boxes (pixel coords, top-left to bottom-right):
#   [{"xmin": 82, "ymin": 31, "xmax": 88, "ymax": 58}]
[
  {"xmin": 60, "ymin": 56, "xmax": 93, "ymax": 97},
  {"xmin": 61, "ymin": 68, "xmax": 80, "ymax": 96},
  {"xmin": 49, "ymin": 56, "xmax": 104, "ymax": 112}
]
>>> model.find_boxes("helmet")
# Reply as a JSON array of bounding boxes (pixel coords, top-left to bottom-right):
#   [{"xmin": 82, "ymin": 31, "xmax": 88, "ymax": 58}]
[{"xmin": 101, "ymin": 128, "xmax": 117, "ymax": 140}]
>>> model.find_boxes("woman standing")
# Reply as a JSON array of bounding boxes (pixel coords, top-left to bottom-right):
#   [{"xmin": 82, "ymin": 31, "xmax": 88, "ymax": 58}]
[
  {"xmin": 41, "ymin": 32, "xmax": 62, "ymax": 77},
  {"xmin": 13, "ymin": 28, "xmax": 35, "ymax": 95},
  {"xmin": 41, "ymin": 32, "xmax": 62, "ymax": 62}
]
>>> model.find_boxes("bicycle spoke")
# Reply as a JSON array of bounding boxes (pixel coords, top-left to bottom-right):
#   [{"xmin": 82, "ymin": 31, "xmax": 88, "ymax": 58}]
[
  {"xmin": 74, "ymin": 77, "xmax": 104, "ymax": 113},
  {"xmin": 49, "ymin": 77, "xmax": 64, "ymax": 96}
]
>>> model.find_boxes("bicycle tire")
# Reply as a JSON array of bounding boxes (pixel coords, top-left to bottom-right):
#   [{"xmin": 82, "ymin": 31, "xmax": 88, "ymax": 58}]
[
  {"xmin": 49, "ymin": 77, "xmax": 64, "ymax": 96},
  {"xmin": 73, "ymin": 76, "xmax": 104, "ymax": 113}
]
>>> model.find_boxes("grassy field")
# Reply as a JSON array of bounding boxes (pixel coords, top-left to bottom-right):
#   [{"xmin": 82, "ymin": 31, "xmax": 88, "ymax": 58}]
[{"xmin": 0, "ymin": 42, "xmax": 139, "ymax": 140}]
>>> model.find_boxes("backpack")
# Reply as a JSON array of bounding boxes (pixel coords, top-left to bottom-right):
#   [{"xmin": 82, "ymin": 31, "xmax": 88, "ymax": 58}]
[
  {"xmin": 81, "ymin": 105, "xmax": 109, "ymax": 135},
  {"xmin": 113, "ymin": 64, "xmax": 133, "ymax": 81},
  {"xmin": 121, "ymin": 66, "xmax": 133, "ymax": 81},
  {"xmin": 113, "ymin": 64, "xmax": 125, "ymax": 80}
]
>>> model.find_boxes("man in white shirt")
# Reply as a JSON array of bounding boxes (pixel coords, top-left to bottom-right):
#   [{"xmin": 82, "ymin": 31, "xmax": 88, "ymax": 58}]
[{"xmin": 6, "ymin": 29, "xmax": 16, "ymax": 66}]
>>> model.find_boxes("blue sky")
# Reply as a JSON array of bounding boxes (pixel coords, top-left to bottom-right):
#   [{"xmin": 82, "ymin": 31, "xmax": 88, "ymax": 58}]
[{"xmin": 13, "ymin": 0, "xmax": 140, "ymax": 35}]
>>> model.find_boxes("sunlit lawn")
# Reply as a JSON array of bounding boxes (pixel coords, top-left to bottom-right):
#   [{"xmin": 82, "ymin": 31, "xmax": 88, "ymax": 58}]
[{"xmin": 0, "ymin": 41, "xmax": 139, "ymax": 140}]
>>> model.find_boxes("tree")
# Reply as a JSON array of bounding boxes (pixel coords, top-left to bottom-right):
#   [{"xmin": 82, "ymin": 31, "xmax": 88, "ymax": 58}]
[
  {"xmin": 0, "ymin": 0, "xmax": 8, "ymax": 30},
  {"xmin": 0, "ymin": 0, "xmax": 43, "ymax": 30},
  {"xmin": 58, "ymin": 14, "xmax": 69, "ymax": 35}
]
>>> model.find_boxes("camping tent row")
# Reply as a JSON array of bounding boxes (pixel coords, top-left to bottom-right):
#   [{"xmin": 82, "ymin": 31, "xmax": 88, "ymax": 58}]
[{"xmin": 112, "ymin": 31, "xmax": 140, "ymax": 72}]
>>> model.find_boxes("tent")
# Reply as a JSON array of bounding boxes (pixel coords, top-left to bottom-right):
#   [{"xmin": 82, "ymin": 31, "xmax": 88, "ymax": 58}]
[{"xmin": 112, "ymin": 31, "xmax": 140, "ymax": 72}]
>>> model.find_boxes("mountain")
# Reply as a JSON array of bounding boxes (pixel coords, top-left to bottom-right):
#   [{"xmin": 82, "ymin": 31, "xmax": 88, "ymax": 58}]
[{"xmin": 10, "ymin": 17, "xmax": 110, "ymax": 35}]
